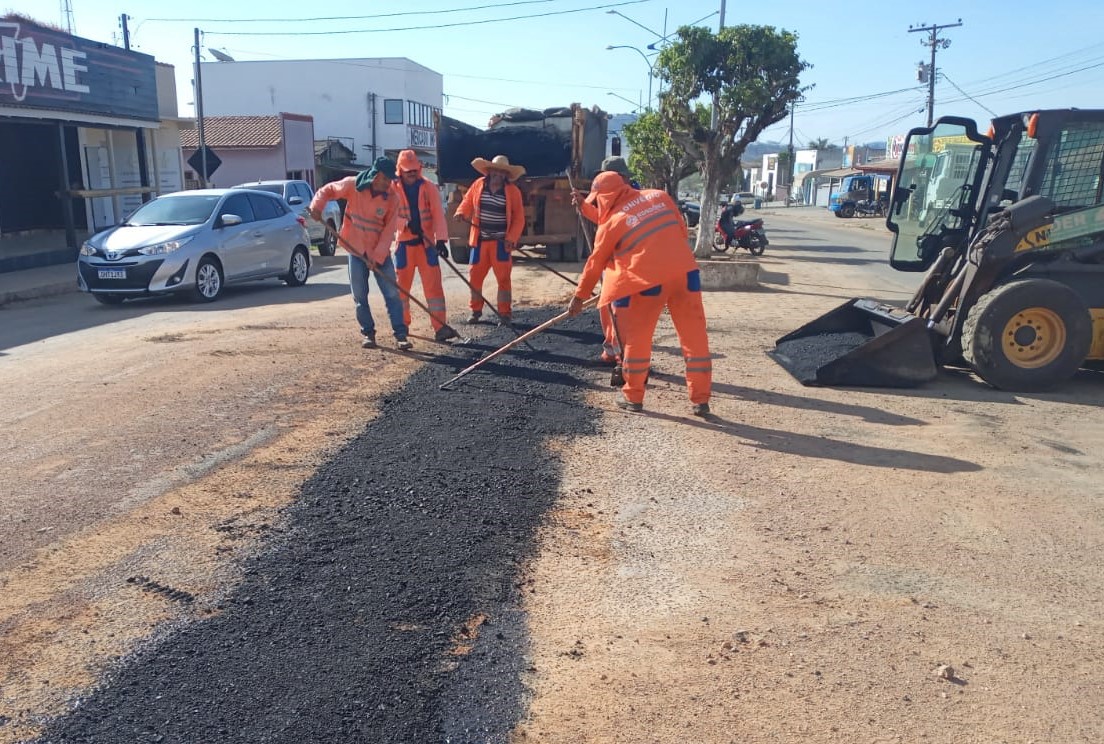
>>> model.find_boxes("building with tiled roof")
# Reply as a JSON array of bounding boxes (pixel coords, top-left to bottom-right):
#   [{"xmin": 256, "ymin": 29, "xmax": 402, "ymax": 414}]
[{"xmin": 180, "ymin": 112, "xmax": 315, "ymax": 188}]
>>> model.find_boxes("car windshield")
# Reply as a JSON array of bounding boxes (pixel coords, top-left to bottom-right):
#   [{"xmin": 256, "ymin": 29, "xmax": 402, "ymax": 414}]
[
  {"xmin": 239, "ymin": 184, "xmax": 284, "ymax": 196},
  {"xmin": 125, "ymin": 195, "xmax": 221, "ymax": 226}
]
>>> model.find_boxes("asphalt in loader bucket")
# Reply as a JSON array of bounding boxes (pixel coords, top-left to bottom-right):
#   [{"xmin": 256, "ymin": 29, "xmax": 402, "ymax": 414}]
[{"xmin": 770, "ymin": 299, "xmax": 939, "ymax": 388}]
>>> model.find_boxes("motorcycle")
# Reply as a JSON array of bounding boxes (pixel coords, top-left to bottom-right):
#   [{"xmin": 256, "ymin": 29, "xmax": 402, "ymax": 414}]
[
  {"xmin": 713, "ymin": 217, "xmax": 768, "ymax": 256},
  {"xmin": 854, "ymin": 197, "xmax": 888, "ymax": 217}
]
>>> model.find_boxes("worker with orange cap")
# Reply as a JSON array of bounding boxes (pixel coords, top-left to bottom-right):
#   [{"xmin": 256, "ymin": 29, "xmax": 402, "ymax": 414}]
[
  {"xmin": 572, "ymin": 156, "xmax": 638, "ymax": 367},
  {"xmin": 567, "ymin": 171, "xmax": 712, "ymax": 416},
  {"xmin": 454, "ymin": 155, "xmax": 527, "ymax": 325},
  {"xmin": 392, "ymin": 150, "xmax": 458, "ymax": 342}
]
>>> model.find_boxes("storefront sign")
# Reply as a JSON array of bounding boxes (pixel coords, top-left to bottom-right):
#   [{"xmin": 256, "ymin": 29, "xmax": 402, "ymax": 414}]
[
  {"xmin": 408, "ymin": 126, "xmax": 436, "ymax": 149},
  {"xmin": 0, "ymin": 19, "xmax": 158, "ymax": 121}
]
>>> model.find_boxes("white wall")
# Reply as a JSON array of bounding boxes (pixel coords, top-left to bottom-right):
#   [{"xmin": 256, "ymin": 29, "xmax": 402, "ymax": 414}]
[{"xmin": 200, "ymin": 58, "xmax": 442, "ymax": 166}]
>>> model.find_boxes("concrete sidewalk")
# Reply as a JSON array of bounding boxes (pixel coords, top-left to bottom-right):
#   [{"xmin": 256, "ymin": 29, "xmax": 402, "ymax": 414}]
[{"xmin": 0, "ymin": 262, "xmax": 78, "ymax": 307}]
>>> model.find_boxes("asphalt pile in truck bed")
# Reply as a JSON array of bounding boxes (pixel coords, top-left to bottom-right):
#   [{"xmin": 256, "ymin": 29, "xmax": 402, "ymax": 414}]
[
  {"xmin": 438, "ymin": 115, "xmax": 572, "ymax": 181},
  {"xmin": 35, "ymin": 310, "xmax": 607, "ymax": 744}
]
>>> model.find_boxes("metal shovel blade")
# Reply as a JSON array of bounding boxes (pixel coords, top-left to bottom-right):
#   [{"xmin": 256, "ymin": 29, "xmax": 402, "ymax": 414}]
[{"xmin": 769, "ymin": 299, "xmax": 938, "ymax": 388}]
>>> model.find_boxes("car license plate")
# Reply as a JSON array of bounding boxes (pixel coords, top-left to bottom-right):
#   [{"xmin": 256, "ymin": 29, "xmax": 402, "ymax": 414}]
[{"xmin": 97, "ymin": 269, "xmax": 126, "ymax": 279}]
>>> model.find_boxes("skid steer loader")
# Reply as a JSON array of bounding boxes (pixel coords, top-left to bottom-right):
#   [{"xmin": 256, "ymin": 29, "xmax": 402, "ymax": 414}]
[{"xmin": 772, "ymin": 109, "xmax": 1104, "ymax": 391}]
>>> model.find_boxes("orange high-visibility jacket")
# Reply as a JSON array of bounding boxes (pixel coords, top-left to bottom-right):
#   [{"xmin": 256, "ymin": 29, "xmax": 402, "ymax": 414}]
[
  {"xmin": 310, "ymin": 178, "xmax": 399, "ymax": 265},
  {"xmin": 575, "ymin": 188, "xmax": 696, "ymax": 306},
  {"xmin": 455, "ymin": 177, "xmax": 525, "ymax": 246},
  {"xmin": 394, "ymin": 178, "xmax": 448, "ymax": 244}
]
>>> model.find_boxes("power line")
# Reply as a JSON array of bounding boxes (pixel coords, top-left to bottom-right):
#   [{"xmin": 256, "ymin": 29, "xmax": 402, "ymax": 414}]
[
  {"xmin": 938, "ymin": 73, "xmax": 996, "ymax": 117},
  {"xmin": 202, "ymin": 0, "xmax": 650, "ymax": 37},
  {"xmin": 144, "ymin": 0, "xmax": 560, "ymax": 23}
]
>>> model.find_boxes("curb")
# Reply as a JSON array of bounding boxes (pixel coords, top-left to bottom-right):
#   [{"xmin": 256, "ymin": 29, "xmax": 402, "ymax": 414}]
[{"xmin": 0, "ymin": 281, "xmax": 79, "ymax": 308}]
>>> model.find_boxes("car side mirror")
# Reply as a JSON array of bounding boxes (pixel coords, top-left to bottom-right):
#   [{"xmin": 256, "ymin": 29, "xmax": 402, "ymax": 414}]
[
  {"xmin": 288, "ymin": 196, "xmax": 303, "ymax": 205},
  {"xmin": 219, "ymin": 213, "xmax": 243, "ymax": 227}
]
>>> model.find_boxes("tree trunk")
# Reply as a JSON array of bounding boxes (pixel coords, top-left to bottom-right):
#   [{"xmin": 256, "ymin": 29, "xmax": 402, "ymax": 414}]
[{"xmin": 694, "ymin": 157, "xmax": 724, "ymax": 258}]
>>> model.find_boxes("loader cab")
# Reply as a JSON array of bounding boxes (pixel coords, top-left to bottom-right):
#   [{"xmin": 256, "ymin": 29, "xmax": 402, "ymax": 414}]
[{"xmin": 887, "ymin": 118, "xmax": 990, "ymax": 271}]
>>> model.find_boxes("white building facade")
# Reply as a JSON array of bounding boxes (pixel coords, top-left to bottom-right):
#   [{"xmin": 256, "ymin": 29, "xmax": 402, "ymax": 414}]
[{"xmin": 199, "ymin": 58, "xmax": 443, "ymax": 168}]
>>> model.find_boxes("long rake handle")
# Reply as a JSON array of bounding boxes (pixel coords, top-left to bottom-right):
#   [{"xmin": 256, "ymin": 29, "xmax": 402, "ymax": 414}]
[
  {"xmin": 324, "ymin": 223, "xmax": 458, "ymax": 333},
  {"xmin": 439, "ymin": 296, "xmax": 599, "ymax": 389},
  {"xmin": 439, "ymin": 252, "xmax": 536, "ymax": 350}
]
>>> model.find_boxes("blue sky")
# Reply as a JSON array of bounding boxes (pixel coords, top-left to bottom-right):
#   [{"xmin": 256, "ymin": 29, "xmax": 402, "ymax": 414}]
[{"xmin": 6, "ymin": 0, "xmax": 1103, "ymax": 148}]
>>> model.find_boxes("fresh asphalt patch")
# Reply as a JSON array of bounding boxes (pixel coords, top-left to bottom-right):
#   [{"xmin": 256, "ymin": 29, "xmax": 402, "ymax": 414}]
[{"xmin": 36, "ymin": 308, "xmax": 607, "ymax": 744}]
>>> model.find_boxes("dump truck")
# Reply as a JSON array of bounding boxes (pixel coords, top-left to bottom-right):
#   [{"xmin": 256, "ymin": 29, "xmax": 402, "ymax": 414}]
[
  {"xmin": 772, "ymin": 109, "xmax": 1104, "ymax": 392},
  {"xmin": 435, "ymin": 104, "xmax": 608, "ymax": 263}
]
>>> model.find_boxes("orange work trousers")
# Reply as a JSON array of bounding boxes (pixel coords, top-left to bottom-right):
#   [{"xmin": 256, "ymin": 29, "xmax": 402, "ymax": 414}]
[
  {"xmin": 394, "ymin": 240, "xmax": 448, "ymax": 331},
  {"xmin": 468, "ymin": 239, "xmax": 513, "ymax": 317},
  {"xmin": 612, "ymin": 269, "xmax": 711, "ymax": 405}
]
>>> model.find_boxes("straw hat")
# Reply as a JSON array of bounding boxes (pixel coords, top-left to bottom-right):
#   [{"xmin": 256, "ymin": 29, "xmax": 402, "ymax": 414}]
[{"xmin": 471, "ymin": 154, "xmax": 526, "ymax": 181}]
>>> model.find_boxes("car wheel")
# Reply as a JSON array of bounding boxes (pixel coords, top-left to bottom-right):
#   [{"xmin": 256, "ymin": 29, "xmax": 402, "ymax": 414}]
[
  {"xmin": 191, "ymin": 256, "xmax": 223, "ymax": 302},
  {"xmin": 961, "ymin": 278, "xmax": 1092, "ymax": 391},
  {"xmin": 319, "ymin": 221, "xmax": 337, "ymax": 256},
  {"xmin": 93, "ymin": 293, "xmax": 125, "ymax": 305},
  {"xmin": 285, "ymin": 246, "xmax": 310, "ymax": 286}
]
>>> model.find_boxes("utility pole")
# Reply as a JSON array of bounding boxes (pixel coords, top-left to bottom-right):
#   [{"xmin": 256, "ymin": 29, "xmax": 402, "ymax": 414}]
[
  {"xmin": 121, "ymin": 14, "xmax": 153, "ymax": 202},
  {"xmin": 909, "ymin": 19, "xmax": 961, "ymax": 127},
  {"xmin": 193, "ymin": 28, "xmax": 209, "ymax": 188},
  {"xmin": 709, "ymin": 0, "xmax": 726, "ymax": 131},
  {"xmin": 60, "ymin": 0, "xmax": 74, "ymax": 34}
]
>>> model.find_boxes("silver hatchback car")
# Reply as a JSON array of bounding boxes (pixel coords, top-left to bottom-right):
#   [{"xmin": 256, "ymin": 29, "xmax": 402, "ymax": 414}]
[{"xmin": 78, "ymin": 189, "xmax": 312, "ymax": 304}]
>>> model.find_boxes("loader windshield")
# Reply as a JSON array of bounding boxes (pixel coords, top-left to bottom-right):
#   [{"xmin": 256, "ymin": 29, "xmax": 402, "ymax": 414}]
[{"xmin": 888, "ymin": 121, "xmax": 987, "ymax": 271}]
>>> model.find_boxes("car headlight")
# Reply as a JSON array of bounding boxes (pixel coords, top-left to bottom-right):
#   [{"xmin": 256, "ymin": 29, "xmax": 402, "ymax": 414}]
[
  {"xmin": 80, "ymin": 241, "xmax": 96, "ymax": 256},
  {"xmin": 138, "ymin": 236, "xmax": 193, "ymax": 256}
]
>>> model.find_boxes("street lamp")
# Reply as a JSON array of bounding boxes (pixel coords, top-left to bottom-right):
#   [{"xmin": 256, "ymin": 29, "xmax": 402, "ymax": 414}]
[
  {"xmin": 644, "ymin": 10, "xmax": 720, "ymax": 50},
  {"xmin": 606, "ymin": 45, "xmax": 654, "ymax": 111},
  {"xmin": 606, "ymin": 9, "xmax": 662, "ymax": 38}
]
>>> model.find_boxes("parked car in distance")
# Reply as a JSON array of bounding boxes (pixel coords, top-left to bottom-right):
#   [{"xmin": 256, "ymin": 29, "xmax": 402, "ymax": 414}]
[
  {"xmin": 232, "ymin": 179, "xmax": 342, "ymax": 256},
  {"xmin": 78, "ymin": 189, "xmax": 312, "ymax": 305}
]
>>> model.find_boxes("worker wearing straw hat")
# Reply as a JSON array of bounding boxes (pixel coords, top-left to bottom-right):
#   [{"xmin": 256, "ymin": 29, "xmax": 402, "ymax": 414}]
[{"xmin": 454, "ymin": 155, "xmax": 526, "ymax": 325}]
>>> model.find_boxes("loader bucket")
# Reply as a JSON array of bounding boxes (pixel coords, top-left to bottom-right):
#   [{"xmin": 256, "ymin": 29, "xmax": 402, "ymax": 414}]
[{"xmin": 770, "ymin": 299, "xmax": 938, "ymax": 387}]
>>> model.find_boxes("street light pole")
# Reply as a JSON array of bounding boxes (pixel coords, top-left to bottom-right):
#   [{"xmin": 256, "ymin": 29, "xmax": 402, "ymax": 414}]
[{"xmin": 606, "ymin": 45, "xmax": 654, "ymax": 111}]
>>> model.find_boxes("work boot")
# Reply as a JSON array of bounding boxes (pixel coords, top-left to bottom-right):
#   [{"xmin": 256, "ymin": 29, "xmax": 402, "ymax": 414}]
[
  {"xmin": 361, "ymin": 334, "xmax": 377, "ymax": 349},
  {"xmin": 691, "ymin": 402, "xmax": 710, "ymax": 417},
  {"xmin": 435, "ymin": 325, "xmax": 459, "ymax": 342},
  {"xmin": 497, "ymin": 314, "xmax": 513, "ymax": 327},
  {"xmin": 466, "ymin": 311, "xmax": 481, "ymax": 324},
  {"xmin": 396, "ymin": 337, "xmax": 413, "ymax": 351},
  {"xmin": 616, "ymin": 398, "xmax": 643, "ymax": 413}
]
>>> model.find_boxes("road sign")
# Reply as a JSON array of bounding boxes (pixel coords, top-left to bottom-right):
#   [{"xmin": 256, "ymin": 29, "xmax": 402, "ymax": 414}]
[{"xmin": 187, "ymin": 146, "xmax": 222, "ymax": 180}]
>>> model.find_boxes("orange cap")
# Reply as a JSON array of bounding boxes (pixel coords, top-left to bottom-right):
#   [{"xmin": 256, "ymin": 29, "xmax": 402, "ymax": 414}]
[{"xmin": 396, "ymin": 149, "xmax": 422, "ymax": 176}]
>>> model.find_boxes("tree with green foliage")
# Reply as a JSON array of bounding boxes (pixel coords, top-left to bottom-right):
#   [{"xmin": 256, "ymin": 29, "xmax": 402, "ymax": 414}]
[
  {"xmin": 621, "ymin": 107, "xmax": 709, "ymax": 197},
  {"xmin": 656, "ymin": 24, "xmax": 808, "ymax": 256},
  {"xmin": 806, "ymin": 138, "xmax": 838, "ymax": 150}
]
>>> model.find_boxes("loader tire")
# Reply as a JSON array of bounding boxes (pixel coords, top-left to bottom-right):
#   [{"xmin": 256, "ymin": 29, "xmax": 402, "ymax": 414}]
[{"xmin": 960, "ymin": 279, "xmax": 1092, "ymax": 391}]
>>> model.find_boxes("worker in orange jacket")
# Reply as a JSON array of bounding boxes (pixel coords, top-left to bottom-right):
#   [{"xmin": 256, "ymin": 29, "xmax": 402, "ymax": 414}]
[
  {"xmin": 454, "ymin": 155, "xmax": 527, "ymax": 325},
  {"xmin": 310, "ymin": 156, "xmax": 411, "ymax": 350},
  {"xmin": 392, "ymin": 150, "xmax": 458, "ymax": 342},
  {"xmin": 572, "ymin": 156, "xmax": 638, "ymax": 367},
  {"xmin": 568, "ymin": 171, "xmax": 712, "ymax": 416}
]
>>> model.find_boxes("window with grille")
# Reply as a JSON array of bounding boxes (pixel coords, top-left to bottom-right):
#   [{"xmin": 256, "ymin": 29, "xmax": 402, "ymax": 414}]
[{"xmin": 1038, "ymin": 123, "xmax": 1104, "ymax": 209}]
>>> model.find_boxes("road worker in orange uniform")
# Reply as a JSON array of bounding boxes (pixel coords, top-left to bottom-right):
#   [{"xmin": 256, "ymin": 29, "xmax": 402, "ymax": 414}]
[
  {"xmin": 454, "ymin": 155, "xmax": 527, "ymax": 325},
  {"xmin": 392, "ymin": 150, "xmax": 458, "ymax": 342},
  {"xmin": 567, "ymin": 171, "xmax": 712, "ymax": 416},
  {"xmin": 573, "ymin": 156, "xmax": 638, "ymax": 366},
  {"xmin": 310, "ymin": 156, "xmax": 410, "ymax": 350}
]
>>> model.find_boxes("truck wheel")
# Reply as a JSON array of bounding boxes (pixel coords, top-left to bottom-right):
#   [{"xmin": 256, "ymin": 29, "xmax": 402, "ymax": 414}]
[
  {"xmin": 961, "ymin": 279, "xmax": 1092, "ymax": 391},
  {"xmin": 450, "ymin": 243, "xmax": 469, "ymax": 264},
  {"xmin": 840, "ymin": 204, "xmax": 856, "ymax": 218}
]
